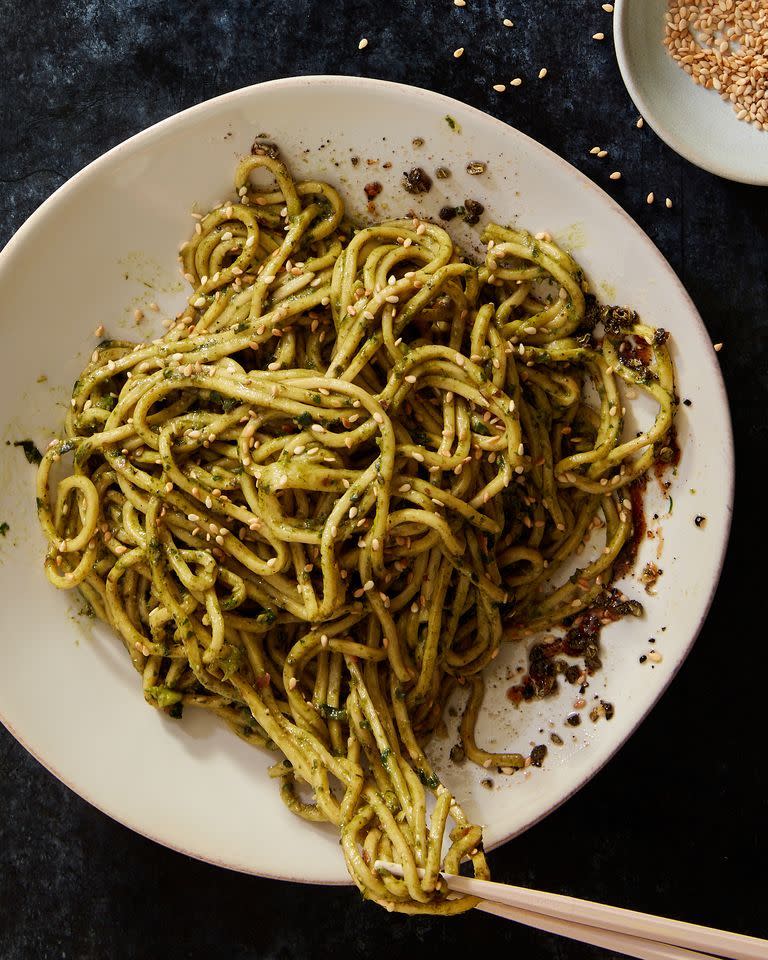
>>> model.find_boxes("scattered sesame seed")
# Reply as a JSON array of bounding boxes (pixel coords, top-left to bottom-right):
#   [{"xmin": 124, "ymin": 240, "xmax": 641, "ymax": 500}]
[
  {"xmin": 597, "ymin": 149, "xmax": 608, "ymax": 158},
  {"xmin": 665, "ymin": 197, "xmax": 673, "ymax": 209},
  {"xmin": 602, "ymin": 1, "xmax": 613, "ymax": 10},
  {"xmin": 358, "ymin": 37, "xmax": 369, "ymax": 50},
  {"xmin": 453, "ymin": 47, "xmax": 465, "ymax": 58},
  {"xmin": 610, "ymin": 171, "xmax": 622, "ymax": 180},
  {"xmin": 538, "ymin": 67, "xmax": 548, "ymax": 79},
  {"xmin": 454, "ymin": 0, "xmax": 465, "ymax": 5},
  {"xmin": 647, "ymin": 191, "xmax": 655, "ymax": 204},
  {"xmin": 713, "ymin": 342, "xmax": 723, "ymax": 352},
  {"xmin": 493, "ymin": 83, "xmax": 507, "ymax": 92},
  {"xmin": 503, "ymin": 17, "xmax": 513, "ymax": 27},
  {"xmin": 510, "ymin": 77, "xmax": 522, "ymax": 86},
  {"xmin": 636, "ymin": 116, "xmax": 644, "ymax": 128},
  {"xmin": 94, "ymin": 324, "xmax": 104, "ymax": 336},
  {"xmin": 593, "ymin": 32, "xmax": 605, "ymax": 40}
]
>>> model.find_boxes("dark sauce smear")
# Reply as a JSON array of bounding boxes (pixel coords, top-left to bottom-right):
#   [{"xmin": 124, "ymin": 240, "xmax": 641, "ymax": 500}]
[
  {"xmin": 506, "ymin": 588, "xmax": 643, "ymax": 706},
  {"xmin": 614, "ymin": 477, "xmax": 647, "ymax": 580}
]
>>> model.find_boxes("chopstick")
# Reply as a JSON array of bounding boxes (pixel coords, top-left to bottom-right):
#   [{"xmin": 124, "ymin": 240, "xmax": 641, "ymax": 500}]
[
  {"xmin": 374, "ymin": 861, "xmax": 768, "ymax": 960},
  {"xmin": 476, "ymin": 898, "xmax": 716, "ymax": 960}
]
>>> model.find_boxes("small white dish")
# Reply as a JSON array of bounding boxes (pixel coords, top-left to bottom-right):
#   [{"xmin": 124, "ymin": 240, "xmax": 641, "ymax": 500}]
[
  {"xmin": 614, "ymin": 0, "xmax": 768, "ymax": 185},
  {"xmin": 0, "ymin": 76, "xmax": 733, "ymax": 884}
]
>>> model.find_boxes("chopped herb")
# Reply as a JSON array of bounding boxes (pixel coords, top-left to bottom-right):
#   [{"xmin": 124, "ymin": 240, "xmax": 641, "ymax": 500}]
[
  {"xmin": 14, "ymin": 440, "xmax": 42, "ymax": 465},
  {"xmin": 319, "ymin": 704, "xmax": 348, "ymax": 723},
  {"xmin": 416, "ymin": 769, "xmax": 440, "ymax": 789}
]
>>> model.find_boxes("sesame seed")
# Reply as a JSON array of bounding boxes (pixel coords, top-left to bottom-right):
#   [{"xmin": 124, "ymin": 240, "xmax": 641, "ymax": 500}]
[
  {"xmin": 713, "ymin": 342, "xmax": 723, "ymax": 352},
  {"xmin": 602, "ymin": 2, "xmax": 613, "ymax": 9},
  {"xmin": 593, "ymin": 32, "xmax": 605, "ymax": 40},
  {"xmin": 597, "ymin": 149, "xmax": 608, "ymax": 158},
  {"xmin": 453, "ymin": 47, "xmax": 465, "ymax": 58},
  {"xmin": 647, "ymin": 191, "xmax": 655, "ymax": 204},
  {"xmin": 503, "ymin": 18, "xmax": 513, "ymax": 27},
  {"xmin": 636, "ymin": 116, "xmax": 644, "ymax": 128},
  {"xmin": 538, "ymin": 67, "xmax": 548, "ymax": 79},
  {"xmin": 647, "ymin": 650, "xmax": 663, "ymax": 663},
  {"xmin": 358, "ymin": 38, "xmax": 368, "ymax": 50},
  {"xmin": 493, "ymin": 83, "xmax": 507, "ymax": 92},
  {"xmin": 363, "ymin": 580, "xmax": 374, "ymax": 591},
  {"xmin": 510, "ymin": 77, "xmax": 522, "ymax": 86},
  {"xmin": 94, "ymin": 324, "xmax": 104, "ymax": 336},
  {"xmin": 665, "ymin": 197, "xmax": 673, "ymax": 208},
  {"xmin": 349, "ymin": 507, "xmax": 358, "ymax": 519},
  {"xmin": 454, "ymin": 0, "xmax": 465, "ymax": 5},
  {"xmin": 610, "ymin": 171, "xmax": 621, "ymax": 180}
]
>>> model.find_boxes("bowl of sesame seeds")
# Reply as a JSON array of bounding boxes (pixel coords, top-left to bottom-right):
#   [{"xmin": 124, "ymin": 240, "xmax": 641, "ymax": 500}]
[{"xmin": 614, "ymin": 0, "xmax": 768, "ymax": 184}]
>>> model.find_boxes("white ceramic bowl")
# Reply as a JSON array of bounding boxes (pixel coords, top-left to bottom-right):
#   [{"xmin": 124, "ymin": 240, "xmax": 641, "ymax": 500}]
[
  {"xmin": 0, "ymin": 76, "xmax": 733, "ymax": 884},
  {"xmin": 614, "ymin": 0, "xmax": 768, "ymax": 185}
]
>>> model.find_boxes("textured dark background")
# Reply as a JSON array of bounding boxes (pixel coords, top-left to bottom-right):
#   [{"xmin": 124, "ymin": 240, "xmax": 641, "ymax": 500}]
[{"xmin": 1, "ymin": 1, "xmax": 765, "ymax": 958}]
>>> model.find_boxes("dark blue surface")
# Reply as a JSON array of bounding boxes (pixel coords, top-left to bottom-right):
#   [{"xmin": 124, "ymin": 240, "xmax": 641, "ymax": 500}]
[{"xmin": 2, "ymin": 2, "xmax": 765, "ymax": 958}]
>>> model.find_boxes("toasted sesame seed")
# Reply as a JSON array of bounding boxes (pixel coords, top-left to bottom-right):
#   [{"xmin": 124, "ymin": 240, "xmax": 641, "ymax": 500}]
[
  {"xmin": 647, "ymin": 191, "xmax": 655, "ymax": 204},
  {"xmin": 713, "ymin": 342, "xmax": 723, "ymax": 352},
  {"xmin": 665, "ymin": 197, "xmax": 673, "ymax": 208},
  {"xmin": 602, "ymin": 2, "xmax": 613, "ymax": 9},
  {"xmin": 647, "ymin": 650, "xmax": 663, "ymax": 663},
  {"xmin": 503, "ymin": 18, "xmax": 513, "ymax": 27},
  {"xmin": 510, "ymin": 77, "xmax": 522, "ymax": 86},
  {"xmin": 493, "ymin": 83, "xmax": 507, "ymax": 92},
  {"xmin": 454, "ymin": 0, "xmax": 465, "ymax": 5},
  {"xmin": 94, "ymin": 324, "xmax": 105, "ymax": 336},
  {"xmin": 363, "ymin": 580, "xmax": 374, "ymax": 591},
  {"xmin": 358, "ymin": 38, "xmax": 368, "ymax": 50},
  {"xmin": 597, "ymin": 149, "xmax": 608, "ymax": 158},
  {"xmin": 538, "ymin": 67, "xmax": 548, "ymax": 79},
  {"xmin": 610, "ymin": 171, "xmax": 622, "ymax": 180},
  {"xmin": 453, "ymin": 47, "xmax": 465, "ymax": 58},
  {"xmin": 593, "ymin": 32, "xmax": 605, "ymax": 40},
  {"xmin": 636, "ymin": 116, "xmax": 644, "ymax": 128}
]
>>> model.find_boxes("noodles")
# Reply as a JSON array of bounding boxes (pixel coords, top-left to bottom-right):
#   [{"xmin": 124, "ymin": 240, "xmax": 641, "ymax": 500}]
[{"xmin": 36, "ymin": 151, "xmax": 676, "ymax": 913}]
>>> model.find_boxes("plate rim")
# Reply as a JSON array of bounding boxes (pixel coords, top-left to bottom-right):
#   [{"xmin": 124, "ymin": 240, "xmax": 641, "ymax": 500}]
[
  {"xmin": 613, "ymin": 0, "xmax": 768, "ymax": 187},
  {"xmin": 0, "ymin": 74, "xmax": 735, "ymax": 884}
]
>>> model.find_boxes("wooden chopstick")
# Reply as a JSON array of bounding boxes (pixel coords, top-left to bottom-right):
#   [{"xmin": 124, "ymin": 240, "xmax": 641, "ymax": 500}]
[
  {"xmin": 476, "ymin": 898, "xmax": 717, "ymax": 960},
  {"xmin": 374, "ymin": 861, "xmax": 768, "ymax": 960}
]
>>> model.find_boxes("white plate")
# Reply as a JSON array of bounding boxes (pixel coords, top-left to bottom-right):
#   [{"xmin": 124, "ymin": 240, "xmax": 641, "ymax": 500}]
[
  {"xmin": 0, "ymin": 76, "xmax": 733, "ymax": 884},
  {"xmin": 614, "ymin": 0, "xmax": 768, "ymax": 185}
]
